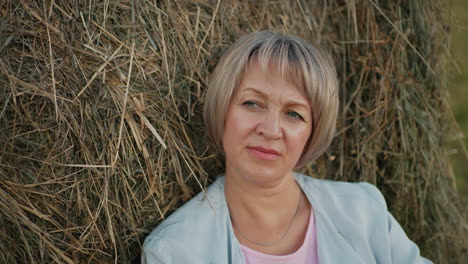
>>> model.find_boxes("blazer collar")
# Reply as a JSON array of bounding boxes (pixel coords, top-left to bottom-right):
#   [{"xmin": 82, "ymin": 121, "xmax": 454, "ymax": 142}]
[{"xmin": 294, "ymin": 173, "xmax": 366, "ymax": 264}]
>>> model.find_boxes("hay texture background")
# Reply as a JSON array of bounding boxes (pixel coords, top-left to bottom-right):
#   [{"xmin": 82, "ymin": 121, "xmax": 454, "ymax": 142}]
[{"xmin": 1, "ymin": 0, "xmax": 467, "ymax": 263}]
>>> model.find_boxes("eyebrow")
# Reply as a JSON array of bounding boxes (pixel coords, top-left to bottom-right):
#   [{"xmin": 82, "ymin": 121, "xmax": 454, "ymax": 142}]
[
  {"xmin": 240, "ymin": 87, "xmax": 310, "ymax": 111},
  {"xmin": 240, "ymin": 87, "xmax": 267, "ymax": 98}
]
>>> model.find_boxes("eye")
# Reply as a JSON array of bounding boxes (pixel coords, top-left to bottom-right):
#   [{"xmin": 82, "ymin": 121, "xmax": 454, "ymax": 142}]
[
  {"xmin": 242, "ymin": 101, "xmax": 260, "ymax": 108},
  {"xmin": 286, "ymin": 111, "xmax": 304, "ymax": 121}
]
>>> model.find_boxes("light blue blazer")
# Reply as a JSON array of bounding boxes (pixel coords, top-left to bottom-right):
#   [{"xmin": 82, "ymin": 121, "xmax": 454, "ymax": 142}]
[{"xmin": 142, "ymin": 173, "xmax": 432, "ymax": 263}]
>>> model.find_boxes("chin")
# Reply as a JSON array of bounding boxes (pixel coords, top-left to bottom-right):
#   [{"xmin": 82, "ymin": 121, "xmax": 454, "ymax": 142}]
[{"xmin": 242, "ymin": 165, "xmax": 291, "ymax": 186}]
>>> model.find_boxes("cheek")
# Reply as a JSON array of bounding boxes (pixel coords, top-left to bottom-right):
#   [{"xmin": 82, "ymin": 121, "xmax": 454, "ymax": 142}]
[
  {"xmin": 287, "ymin": 126, "xmax": 312, "ymax": 155},
  {"xmin": 225, "ymin": 108, "xmax": 257, "ymax": 134},
  {"xmin": 223, "ymin": 108, "xmax": 253, "ymax": 150}
]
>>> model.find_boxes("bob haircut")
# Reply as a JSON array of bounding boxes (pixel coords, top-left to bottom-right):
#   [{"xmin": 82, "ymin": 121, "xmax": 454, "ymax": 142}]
[{"xmin": 203, "ymin": 30, "xmax": 339, "ymax": 169}]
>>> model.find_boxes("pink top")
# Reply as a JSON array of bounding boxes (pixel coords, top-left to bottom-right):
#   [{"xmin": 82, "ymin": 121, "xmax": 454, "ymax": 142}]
[{"xmin": 240, "ymin": 208, "xmax": 319, "ymax": 264}]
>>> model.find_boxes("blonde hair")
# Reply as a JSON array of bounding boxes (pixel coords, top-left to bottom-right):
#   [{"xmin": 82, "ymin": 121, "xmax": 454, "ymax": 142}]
[{"xmin": 203, "ymin": 30, "xmax": 339, "ymax": 168}]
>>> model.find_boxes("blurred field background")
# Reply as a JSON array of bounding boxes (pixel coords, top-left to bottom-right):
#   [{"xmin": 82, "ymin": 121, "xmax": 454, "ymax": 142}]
[{"xmin": 450, "ymin": 0, "xmax": 468, "ymax": 198}]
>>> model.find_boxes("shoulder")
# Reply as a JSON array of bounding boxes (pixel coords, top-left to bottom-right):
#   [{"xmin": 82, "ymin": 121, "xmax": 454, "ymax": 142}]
[
  {"xmin": 296, "ymin": 174, "xmax": 432, "ymax": 263},
  {"xmin": 142, "ymin": 176, "xmax": 229, "ymax": 263},
  {"xmin": 296, "ymin": 173, "xmax": 394, "ymax": 261},
  {"xmin": 295, "ymin": 172, "xmax": 390, "ymax": 239},
  {"xmin": 144, "ymin": 176, "xmax": 227, "ymax": 237},
  {"xmin": 295, "ymin": 172, "xmax": 387, "ymax": 210}
]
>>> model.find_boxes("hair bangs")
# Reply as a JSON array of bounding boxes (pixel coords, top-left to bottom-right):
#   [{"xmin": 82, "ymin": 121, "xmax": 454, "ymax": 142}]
[{"xmin": 246, "ymin": 38, "xmax": 308, "ymax": 96}]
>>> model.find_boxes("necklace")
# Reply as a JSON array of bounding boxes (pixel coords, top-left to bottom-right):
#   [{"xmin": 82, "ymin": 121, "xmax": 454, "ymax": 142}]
[{"xmin": 230, "ymin": 191, "xmax": 302, "ymax": 247}]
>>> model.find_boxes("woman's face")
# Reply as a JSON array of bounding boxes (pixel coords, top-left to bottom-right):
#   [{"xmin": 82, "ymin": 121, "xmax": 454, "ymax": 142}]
[{"xmin": 223, "ymin": 61, "xmax": 312, "ymax": 185}]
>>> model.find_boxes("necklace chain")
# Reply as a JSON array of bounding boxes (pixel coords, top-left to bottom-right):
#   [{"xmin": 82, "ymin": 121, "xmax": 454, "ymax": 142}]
[{"xmin": 230, "ymin": 192, "xmax": 302, "ymax": 247}]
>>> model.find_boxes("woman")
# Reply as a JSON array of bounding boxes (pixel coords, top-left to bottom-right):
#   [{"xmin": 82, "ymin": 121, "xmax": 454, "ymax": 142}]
[{"xmin": 142, "ymin": 31, "xmax": 431, "ymax": 264}]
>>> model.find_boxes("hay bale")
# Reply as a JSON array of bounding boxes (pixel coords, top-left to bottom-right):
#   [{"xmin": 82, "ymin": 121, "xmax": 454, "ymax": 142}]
[{"xmin": 0, "ymin": 0, "xmax": 466, "ymax": 263}]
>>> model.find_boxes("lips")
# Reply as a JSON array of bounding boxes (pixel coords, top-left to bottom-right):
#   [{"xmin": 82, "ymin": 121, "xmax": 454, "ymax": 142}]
[{"xmin": 247, "ymin": 146, "xmax": 281, "ymax": 160}]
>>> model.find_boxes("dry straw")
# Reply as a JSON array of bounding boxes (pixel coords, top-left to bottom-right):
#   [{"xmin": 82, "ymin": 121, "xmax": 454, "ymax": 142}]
[{"xmin": 0, "ymin": 0, "xmax": 466, "ymax": 263}]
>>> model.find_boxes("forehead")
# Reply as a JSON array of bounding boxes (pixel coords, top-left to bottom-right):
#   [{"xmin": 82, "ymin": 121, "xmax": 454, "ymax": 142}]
[{"xmin": 237, "ymin": 60, "xmax": 308, "ymax": 99}]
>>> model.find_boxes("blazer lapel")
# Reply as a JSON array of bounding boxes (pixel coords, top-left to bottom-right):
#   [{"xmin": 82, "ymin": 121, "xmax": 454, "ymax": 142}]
[
  {"xmin": 296, "ymin": 174, "xmax": 367, "ymax": 264},
  {"xmin": 313, "ymin": 208, "xmax": 367, "ymax": 264}
]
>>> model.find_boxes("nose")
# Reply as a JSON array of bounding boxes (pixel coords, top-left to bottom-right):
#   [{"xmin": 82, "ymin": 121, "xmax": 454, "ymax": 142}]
[{"xmin": 256, "ymin": 110, "xmax": 282, "ymax": 139}]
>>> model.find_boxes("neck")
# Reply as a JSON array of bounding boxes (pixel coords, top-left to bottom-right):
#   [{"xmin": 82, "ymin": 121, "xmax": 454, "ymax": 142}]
[{"xmin": 224, "ymin": 169, "xmax": 301, "ymax": 224}]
